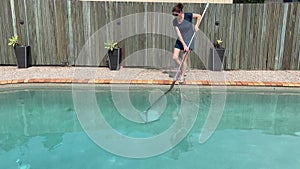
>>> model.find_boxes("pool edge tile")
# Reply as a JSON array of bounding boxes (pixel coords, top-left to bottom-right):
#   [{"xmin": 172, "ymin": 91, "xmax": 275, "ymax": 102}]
[{"xmin": 0, "ymin": 78, "xmax": 300, "ymax": 88}]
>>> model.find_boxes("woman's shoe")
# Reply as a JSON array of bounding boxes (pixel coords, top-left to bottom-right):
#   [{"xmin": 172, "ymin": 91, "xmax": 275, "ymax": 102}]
[{"xmin": 179, "ymin": 77, "xmax": 185, "ymax": 84}]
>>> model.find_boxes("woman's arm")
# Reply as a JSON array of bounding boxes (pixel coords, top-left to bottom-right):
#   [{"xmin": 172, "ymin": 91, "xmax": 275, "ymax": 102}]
[
  {"xmin": 175, "ymin": 26, "xmax": 189, "ymax": 51},
  {"xmin": 193, "ymin": 13, "xmax": 202, "ymax": 32}
]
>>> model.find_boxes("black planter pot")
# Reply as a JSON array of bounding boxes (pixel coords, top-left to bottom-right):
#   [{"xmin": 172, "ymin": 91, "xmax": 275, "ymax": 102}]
[
  {"xmin": 14, "ymin": 45, "xmax": 31, "ymax": 68},
  {"xmin": 108, "ymin": 47, "xmax": 122, "ymax": 70},
  {"xmin": 209, "ymin": 47, "xmax": 225, "ymax": 71}
]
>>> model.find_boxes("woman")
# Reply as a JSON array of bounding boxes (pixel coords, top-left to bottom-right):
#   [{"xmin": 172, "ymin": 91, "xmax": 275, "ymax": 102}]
[{"xmin": 172, "ymin": 3, "xmax": 202, "ymax": 83}]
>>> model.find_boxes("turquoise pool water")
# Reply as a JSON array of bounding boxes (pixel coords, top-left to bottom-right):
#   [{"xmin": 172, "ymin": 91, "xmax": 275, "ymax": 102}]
[{"xmin": 0, "ymin": 85, "xmax": 300, "ymax": 169}]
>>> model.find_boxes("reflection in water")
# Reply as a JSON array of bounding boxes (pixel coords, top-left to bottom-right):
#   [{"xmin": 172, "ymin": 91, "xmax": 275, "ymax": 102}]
[
  {"xmin": 0, "ymin": 86, "xmax": 300, "ymax": 169},
  {"xmin": 170, "ymin": 136, "xmax": 192, "ymax": 160},
  {"xmin": 42, "ymin": 133, "xmax": 64, "ymax": 151},
  {"xmin": 16, "ymin": 159, "xmax": 31, "ymax": 169}
]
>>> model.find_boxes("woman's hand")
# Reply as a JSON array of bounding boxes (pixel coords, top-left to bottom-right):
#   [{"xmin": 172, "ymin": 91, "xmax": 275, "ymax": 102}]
[
  {"xmin": 183, "ymin": 43, "xmax": 189, "ymax": 52},
  {"xmin": 194, "ymin": 25, "xmax": 199, "ymax": 32},
  {"xmin": 193, "ymin": 13, "xmax": 201, "ymax": 32}
]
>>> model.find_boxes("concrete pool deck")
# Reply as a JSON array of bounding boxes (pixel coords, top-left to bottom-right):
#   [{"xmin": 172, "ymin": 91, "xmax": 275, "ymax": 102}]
[{"xmin": 1, "ymin": 66, "xmax": 300, "ymax": 87}]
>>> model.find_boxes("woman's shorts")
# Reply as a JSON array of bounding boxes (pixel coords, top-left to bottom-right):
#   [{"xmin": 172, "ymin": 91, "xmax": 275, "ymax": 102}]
[{"xmin": 174, "ymin": 39, "xmax": 194, "ymax": 50}]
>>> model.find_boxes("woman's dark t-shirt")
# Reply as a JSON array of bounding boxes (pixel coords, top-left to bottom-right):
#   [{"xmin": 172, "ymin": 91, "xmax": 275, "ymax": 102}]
[{"xmin": 173, "ymin": 13, "xmax": 194, "ymax": 49}]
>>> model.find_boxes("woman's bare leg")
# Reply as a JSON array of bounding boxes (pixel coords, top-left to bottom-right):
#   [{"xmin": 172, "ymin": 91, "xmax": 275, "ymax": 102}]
[
  {"xmin": 179, "ymin": 51, "xmax": 190, "ymax": 81},
  {"xmin": 173, "ymin": 48, "xmax": 181, "ymax": 65},
  {"xmin": 173, "ymin": 48, "xmax": 183, "ymax": 80}
]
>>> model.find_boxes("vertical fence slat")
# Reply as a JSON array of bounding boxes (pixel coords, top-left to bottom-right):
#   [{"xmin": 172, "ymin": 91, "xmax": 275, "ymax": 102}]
[
  {"xmin": 266, "ymin": 3, "xmax": 274, "ymax": 69},
  {"xmin": 225, "ymin": 4, "xmax": 231, "ymax": 69},
  {"xmin": 17, "ymin": 0, "xmax": 25, "ymax": 46},
  {"xmin": 44, "ymin": 0, "xmax": 54, "ymax": 64},
  {"xmin": 56, "ymin": 0, "xmax": 69, "ymax": 65},
  {"xmin": 124, "ymin": 2, "xmax": 132, "ymax": 67},
  {"xmin": 267, "ymin": 3, "xmax": 279, "ymax": 70},
  {"xmin": 261, "ymin": 4, "xmax": 269, "ymax": 70},
  {"xmin": 0, "ymin": 0, "xmax": 4, "ymax": 64},
  {"xmin": 296, "ymin": 5, "xmax": 300, "ymax": 70},
  {"xmin": 240, "ymin": 4, "xmax": 250, "ymax": 69},
  {"xmin": 291, "ymin": 4, "xmax": 300, "ymax": 69},
  {"xmin": 1, "ymin": 0, "xmax": 15, "ymax": 64},
  {"xmin": 256, "ymin": 4, "xmax": 263, "ymax": 69},
  {"xmin": 251, "ymin": 4, "xmax": 257, "ymax": 69},
  {"xmin": 283, "ymin": 3, "xmax": 296, "ymax": 70},
  {"xmin": 99, "ymin": 1, "xmax": 108, "ymax": 66},
  {"xmin": 253, "ymin": 4, "xmax": 260, "ymax": 69},
  {"xmin": 275, "ymin": 3, "xmax": 288, "ymax": 70},
  {"xmin": 151, "ymin": 2, "xmax": 157, "ymax": 67},
  {"xmin": 234, "ymin": 4, "xmax": 243, "ymax": 69},
  {"xmin": 34, "ymin": 0, "xmax": 43, "ymax": 64},
  {"xmin": 250, "ymin": 4, "xmax": 257, "ymax": 69},
  {"xmin": 25, "ymin": 0, "xmax": 36, "ymax": 64},
  {"xmin": 226, "ymin": 4, "xmax": 235, "ymax": 70},
  {"xmin": 219, "ymin": 3, "xmax": 224, "ymax": 68},
  {"xmin": 231, "ymin": 4, "xmax": 238, "ymax": 69},
  {"xmin": 228, "ymin": 4, "xmax": 234, "ymax": 69},
  {"xmin": 207, "ymin": 3, "xmax": 217, "ymax": 69}
]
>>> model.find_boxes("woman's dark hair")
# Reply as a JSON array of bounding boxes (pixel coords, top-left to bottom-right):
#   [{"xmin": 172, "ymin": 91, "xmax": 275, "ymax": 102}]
[{"xmin": 172, "ymin": 3, "xmax": 184, "ymax": 13}]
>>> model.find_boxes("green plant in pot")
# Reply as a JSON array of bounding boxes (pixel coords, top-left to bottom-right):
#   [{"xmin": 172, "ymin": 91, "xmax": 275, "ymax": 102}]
[
  {"xmin": 8, "ymin": 35, "xmax": 31, "ymax": 68},
  {"xmin": 104, "ymin": 40, "xmax": 122, "ymax": 70},
  {"xmin": 8, "ymin": 36, "xmax": 19, "ymax": 47},
  {"xmin": 213, "ymin": 39, "xmax": 223, "ymax": 48},
  {"xmin": 104, "ymin": 40, "xmax": 118, "ymax": 51}
]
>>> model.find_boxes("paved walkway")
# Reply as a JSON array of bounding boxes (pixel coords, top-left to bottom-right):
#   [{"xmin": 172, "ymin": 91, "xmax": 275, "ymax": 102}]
[{"xmin": 1, "ymin": 66, "xmax": 300, "ymax": 87}]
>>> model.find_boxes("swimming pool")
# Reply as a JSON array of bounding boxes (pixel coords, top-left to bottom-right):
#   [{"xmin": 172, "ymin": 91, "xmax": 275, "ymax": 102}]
[{"xmin": 0, "ymin": 84, "xmax": 300, "ymax": 169}]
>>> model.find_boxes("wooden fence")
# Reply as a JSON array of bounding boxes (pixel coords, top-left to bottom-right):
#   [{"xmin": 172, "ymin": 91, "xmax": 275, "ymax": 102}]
[{"xmin": 0, "ymin": 0, "xmax": 299, "ymax": 70}]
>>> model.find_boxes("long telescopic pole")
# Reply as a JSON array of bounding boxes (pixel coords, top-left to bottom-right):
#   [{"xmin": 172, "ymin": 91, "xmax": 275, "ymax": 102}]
[{"xmin": 142, "ymin": 3, "xmax": 210, "ymax": 122}]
